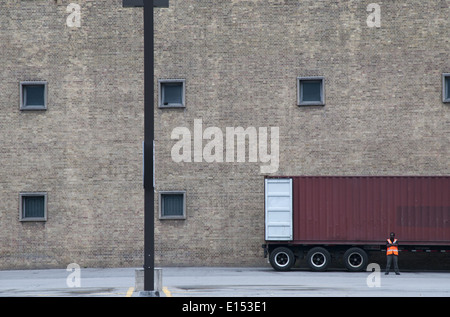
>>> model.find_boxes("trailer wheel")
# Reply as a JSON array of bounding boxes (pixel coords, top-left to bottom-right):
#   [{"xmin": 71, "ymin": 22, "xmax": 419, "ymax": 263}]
[
  {"xmin": 269, "ymin": 247, "xmax": 295, "ymax": 271},
  {"xmin": 306, "ymin": 247, "xmax": 331, "ymax": 271},
  {"xmin": 343, "ymin": 247, "xmax": 368, "ymax": 272}
]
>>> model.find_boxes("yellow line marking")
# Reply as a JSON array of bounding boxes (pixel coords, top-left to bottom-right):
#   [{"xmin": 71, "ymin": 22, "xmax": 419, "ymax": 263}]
[
  {"xmin": 126, "ymin": 287, "xmax": 135, "ymax": 297},
  {"xmin": 162, "ymin": 287, "xmax": 172, "ymax": 297}
]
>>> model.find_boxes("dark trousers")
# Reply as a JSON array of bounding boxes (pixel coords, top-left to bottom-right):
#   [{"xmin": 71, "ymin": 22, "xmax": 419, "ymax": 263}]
[{"xmin": 386, "ymin": 254, "xmax": 399, "ymax": 273}]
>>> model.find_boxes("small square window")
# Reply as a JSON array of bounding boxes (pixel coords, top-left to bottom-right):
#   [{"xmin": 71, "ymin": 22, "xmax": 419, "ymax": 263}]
[
  {"xmin": 297, "ymin": 77, "xmax": 325, "ymax": 106},
  {"xmin": 20, "ymin": 81, "xmax": 47, "ymax": 110},
  {"xmin": 19, "ymin": 193, "xmax": 47, "ymax": 222},
  {"xmin": 159, "ymin": 79, "xmax": 185, "ymax": 108},
  {"xmin": 443, "ymin": 73, "xmax": 450, "ymax": 103},
  {"xmin": 159, "ymin": 191, "xmax": 186, "ymax": 219}
]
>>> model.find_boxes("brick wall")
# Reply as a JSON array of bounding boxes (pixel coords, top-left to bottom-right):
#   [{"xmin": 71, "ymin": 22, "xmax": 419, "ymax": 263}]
[
  {"xmin": 0, "ymin": 0, "xmax": 145, "ymax": 268},
  {"xmin": 0, "ymin": 0, "xmax": 448, "ymax": 269},
  {"xmin": 153, "ymin": 0, "xmax": 449, "ymax": 266}
]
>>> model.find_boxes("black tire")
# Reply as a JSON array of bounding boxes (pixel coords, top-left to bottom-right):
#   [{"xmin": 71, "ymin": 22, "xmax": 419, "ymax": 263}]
[
  {"xmin": 306, "ymin": 247, "xmax": 331, "ymax": 271},
  {"xmin": 269, "ymin": 247, "xmax": 295, "ymax": 271},
  {"xmin": 343, "ymin": 247, "xmax": 368, "ymax": 272}
]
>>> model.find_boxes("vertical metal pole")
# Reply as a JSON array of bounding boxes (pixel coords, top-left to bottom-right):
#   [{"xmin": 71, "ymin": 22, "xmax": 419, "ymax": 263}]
[
  {"xmin": 143, "ymin": 0, "xmax": 155, "ymax": 294},
  {"xmin": 122, "ymin": 0, "xmax": 168, "ymax": 297}
]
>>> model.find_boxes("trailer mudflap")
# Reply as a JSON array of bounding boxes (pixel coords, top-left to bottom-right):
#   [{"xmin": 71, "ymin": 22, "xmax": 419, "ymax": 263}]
[{"xmin": 262, "ymin": 244, "xmax": 268, "ymax": 258}]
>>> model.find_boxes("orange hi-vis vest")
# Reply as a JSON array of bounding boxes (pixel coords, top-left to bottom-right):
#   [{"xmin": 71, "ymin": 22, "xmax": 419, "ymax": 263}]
[{"xmin": 387, "ymin": 239, "xmax": 398, "ymax": 255}]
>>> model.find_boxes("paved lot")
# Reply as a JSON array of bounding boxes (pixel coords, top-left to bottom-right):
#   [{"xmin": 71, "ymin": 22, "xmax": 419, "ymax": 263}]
[
  {"xmin": 0, "ymin": 267, "xmax": 136, "ymax": 297},
  {"xmin": 163, "ymin": 267, "xmax": 450, "ymax": 297},
  {"xmin": 0, "ymin": 267, "xmax": 449, "ymax": 297}
]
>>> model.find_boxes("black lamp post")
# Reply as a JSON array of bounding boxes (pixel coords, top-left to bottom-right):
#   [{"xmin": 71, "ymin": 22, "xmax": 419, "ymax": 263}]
[{"xmin": 122, "ymin": 0, "xmax": 169, "ymax": 297}]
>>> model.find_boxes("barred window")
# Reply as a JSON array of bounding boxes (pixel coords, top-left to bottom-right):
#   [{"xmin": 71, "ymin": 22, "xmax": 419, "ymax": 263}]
[
  {"xmin": 159, "ymin": 191, "xmax": 186, "ymax": 219},
  {"xmin": 19, "ymin": 193, "xmax": 47, "ymax": 221}
]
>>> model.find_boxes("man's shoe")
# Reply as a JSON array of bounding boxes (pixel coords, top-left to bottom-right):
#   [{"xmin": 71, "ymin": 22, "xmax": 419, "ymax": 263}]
[
  {"xmin": 385, "ymin": 272, "xmax": 389, "ymax": 275},
  {"xmin": 395, "ymin": 272, "xmax": 400, "ymax": 275}
]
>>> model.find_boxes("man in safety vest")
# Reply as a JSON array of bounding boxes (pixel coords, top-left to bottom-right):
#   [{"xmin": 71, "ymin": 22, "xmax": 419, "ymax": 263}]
[{"xmin": 385, "ymin": 232, "xmax": 400, "ymax": 275}]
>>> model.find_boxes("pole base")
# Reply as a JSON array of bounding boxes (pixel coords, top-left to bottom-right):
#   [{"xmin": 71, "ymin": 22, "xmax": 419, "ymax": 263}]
[{"xmin": 138, "ymin": 290, "xmax": 160, "ymax": 297}]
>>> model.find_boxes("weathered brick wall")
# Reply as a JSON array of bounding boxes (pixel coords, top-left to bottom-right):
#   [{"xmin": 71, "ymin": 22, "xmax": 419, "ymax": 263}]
[
  {"xmin": 0, "ymin": 0, "xmax": 145, "ymax": 268},
  {"xmin": 0, "ymin": 0, "xmax": 448, "ymax": 269},
  {"xmin": 153, "ymin": 0, "xmax": 449, "ymax": 266}
]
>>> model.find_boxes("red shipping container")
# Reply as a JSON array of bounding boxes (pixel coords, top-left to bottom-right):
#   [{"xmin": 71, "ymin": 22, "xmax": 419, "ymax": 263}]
[{"xmin": 290, "ymin": 176, "xmax": 450, "ymax": 245}]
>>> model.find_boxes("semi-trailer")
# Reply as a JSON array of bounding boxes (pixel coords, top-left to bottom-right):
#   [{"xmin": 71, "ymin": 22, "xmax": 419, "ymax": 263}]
[{"xmin": 262, "ymin": 176, "xmax": 450, "ymax": 271}]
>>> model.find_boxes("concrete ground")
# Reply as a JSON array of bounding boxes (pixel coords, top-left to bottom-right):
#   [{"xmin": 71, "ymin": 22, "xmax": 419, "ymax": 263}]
[{"xmin": 0, "ymin": 266, "xmax": 449, "ymax": 297}]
